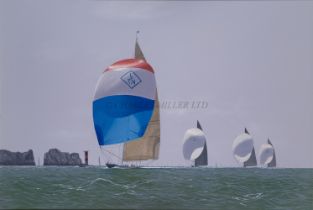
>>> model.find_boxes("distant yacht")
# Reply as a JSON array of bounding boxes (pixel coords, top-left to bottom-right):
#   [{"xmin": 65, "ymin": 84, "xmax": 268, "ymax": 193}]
[
  {"xmin": 182, "ymin": 121, "xmax": 208, "ymax": 167},
  {"xmin": 259, "ymin": 139, "xmax": 276, "ymax": 167},
  {"xmin": 232, "ymin": 128, "xmax": 257, "ymax": 167}
]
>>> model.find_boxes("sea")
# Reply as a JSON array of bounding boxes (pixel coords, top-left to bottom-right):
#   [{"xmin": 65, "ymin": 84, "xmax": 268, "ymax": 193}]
[{"xmin": 0, "ymin": 167, "xmax": 312, "ymax": 209}]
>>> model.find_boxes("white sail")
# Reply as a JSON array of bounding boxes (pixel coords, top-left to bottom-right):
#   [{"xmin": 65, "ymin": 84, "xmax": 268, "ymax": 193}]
[
  {"xmin": 232, "ymin": 133, "xmax": 255, "ymax": 164},
  {"xmin": 259, "ymin": 143, "xmax": 274, "ymax": 166},
  {"xmin": 183, "ymin": 128, "xmax": 206, "ymax": 161}
]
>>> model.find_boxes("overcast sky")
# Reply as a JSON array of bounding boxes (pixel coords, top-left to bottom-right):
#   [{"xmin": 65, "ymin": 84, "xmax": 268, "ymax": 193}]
[{"xmin": 0, "ymin": 0, "xmax": 312, "ymax": 167}]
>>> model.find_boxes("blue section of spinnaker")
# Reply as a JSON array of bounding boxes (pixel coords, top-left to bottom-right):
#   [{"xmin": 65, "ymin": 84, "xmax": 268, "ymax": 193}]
[{"xmin": 93, "ymin": 95, "xmax": 154, "ymax": 145}]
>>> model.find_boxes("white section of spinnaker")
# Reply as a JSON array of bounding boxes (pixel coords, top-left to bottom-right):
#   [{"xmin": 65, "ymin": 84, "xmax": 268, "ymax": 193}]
[
  {"xmin": 183, "ymin": 128, "xmax": 206, "ymax": 161},
  {"xmin": 232, "ymin": 133, "xmax": 254, "ymax": 163},
  {"xmin": 259, "ymin": 144, "xmax": 274, "ymax": 166},
  {"xmin": 94, "ymin": 67, "xmax": 156, "ymax": 101}
]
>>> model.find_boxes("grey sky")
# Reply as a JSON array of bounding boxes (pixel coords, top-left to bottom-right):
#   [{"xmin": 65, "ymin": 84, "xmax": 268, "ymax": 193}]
[{"xmin": 0, "ymin": 0, "xmax": 312, "ymax": 167}]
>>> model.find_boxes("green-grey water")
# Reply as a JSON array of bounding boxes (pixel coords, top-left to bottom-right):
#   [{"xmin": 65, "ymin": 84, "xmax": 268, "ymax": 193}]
[{"xmin": 0, "ymin": 167, "xmax": 312, "ymax": 209}]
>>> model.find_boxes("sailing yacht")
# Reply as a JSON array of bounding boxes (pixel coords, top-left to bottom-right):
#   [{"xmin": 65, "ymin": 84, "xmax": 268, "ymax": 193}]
[
  {"xmin": 259, "ymin": 139, "xmax": 276, "ymax": 167},
  {"xmin": 232, "ymin": 128, "xmax": 257, "ymax": 167},
  {"xmin": 182, "ymin": 121, "xmax": 208, "ymax": 167},
  {"xmin": 93, "ymin": 33, "xmax": 160, "ymax": 168}
]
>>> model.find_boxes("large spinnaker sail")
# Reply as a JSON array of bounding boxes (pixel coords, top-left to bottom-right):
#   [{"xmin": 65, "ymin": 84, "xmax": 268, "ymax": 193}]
[
  {"xmin": 267, "ymin": 139, "xmax": 276, "ymax": 167},
  {"xmin": 194, "ymin": 121, "xmax": 208, "ymax": 166},
  {"xmin": 122, "ymin": 39, "xmax": 160, "ymax": 161},
  {"xmin": 232, "ymin": 128, "xmax": 257, "ymax": 167},
  {"xmin": 183, "ymin": 128, "xmax": 206, "ymax": 161},
  {"xmin": 232, "ymin": 133, "xmax": 254, "ymax": 163},
  {"xmin": 259, "ymin": 143, "xmax": 274, "ymax": 166},
  {"xmin": 93, "ymin": 59, "xmax": 156, "ymax": 146}
]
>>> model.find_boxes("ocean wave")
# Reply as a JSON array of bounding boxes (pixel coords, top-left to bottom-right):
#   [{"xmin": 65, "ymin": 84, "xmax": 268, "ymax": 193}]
[
  {"xmin": 53, "ymin": 183, "xmax": 86, "ymax": 192},
  {"xmin": 232, "ymin": 192, "xmax": 264, "ymax": 206}
]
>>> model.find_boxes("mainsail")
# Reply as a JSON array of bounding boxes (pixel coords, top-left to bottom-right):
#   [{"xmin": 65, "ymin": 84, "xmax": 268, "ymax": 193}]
[
  {"xmin": 267, "ymin": 139, "xmax": 276, "ymax": 167},
  {"xmin": 232, "ymin": 128, "xmax": 257, "ymax": 167},
  {"xmin": 134, "ymin": 36, "xmax": 146, "ymax": 61},
  {"xmin": 243, "ymin": 147, "xmax": 257, "ymax": 167},
  {"xmin": 194, "ymin": 121, "xmax": 208, "ymax": 166},
  {"xmin": 93, "ymin": 36, "xmax": 160, "ymax": 165},
  {"xmin": 183, "ymin": 121, "xmax": 207, "ymax": 167}
]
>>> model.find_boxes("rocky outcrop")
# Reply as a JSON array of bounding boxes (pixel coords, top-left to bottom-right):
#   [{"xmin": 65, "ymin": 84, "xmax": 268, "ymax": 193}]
[
  {"xmin": 44, "ymin": 148, "xmax": 82, "ymax": 166},
  {"xmin": 0, "ymin": 149, "xmax": 35, "ymax": 165}
]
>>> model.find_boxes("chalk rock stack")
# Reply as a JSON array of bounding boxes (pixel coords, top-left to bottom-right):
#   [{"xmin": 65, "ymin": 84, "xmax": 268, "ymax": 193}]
[
  {"xmin": 0, "ymin": 149, "xmax": 35, "ymax": 165},
  {"xmin": 44, "ymin": 148, "xmax": 82, "ymax": 166}
]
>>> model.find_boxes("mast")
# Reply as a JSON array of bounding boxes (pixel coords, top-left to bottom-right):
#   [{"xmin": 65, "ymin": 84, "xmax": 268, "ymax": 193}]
[
  {"xmin": 267, "ymin": 139, "xmax": 276, "ymax": 167},
  {"xmin": 194, "ymin": 121, "xmax": 208, "ymax": 167}
]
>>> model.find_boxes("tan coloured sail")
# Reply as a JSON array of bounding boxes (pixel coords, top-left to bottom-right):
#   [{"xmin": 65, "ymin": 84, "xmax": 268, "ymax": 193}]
[
  {"xmin": 122, "ymin": 37, "xmax": 160, "ymax": 161},
  {"xmin": 134, "ymin": 36, "xmax": 146, "ymax": 61}
]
